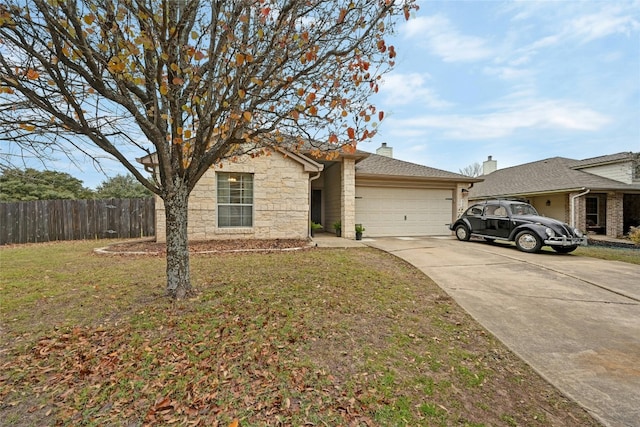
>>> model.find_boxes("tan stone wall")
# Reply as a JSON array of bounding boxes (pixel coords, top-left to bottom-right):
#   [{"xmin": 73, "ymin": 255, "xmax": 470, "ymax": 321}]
[
  {"xmin": 155, "ymin": 153, "xmax": 311, "ymax": 242},
  {"xmin": 341, "ymin": 158, "xmax": 356, "ymax": 239},
  {"xmin": 455, "ymin": 183, "xmax": 468, "ymax": 218}
]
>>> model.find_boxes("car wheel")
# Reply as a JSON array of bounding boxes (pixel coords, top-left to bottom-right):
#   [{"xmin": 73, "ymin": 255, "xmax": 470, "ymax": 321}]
[
  {"xmin": 552, "ymin": 245, "xmax": 578, "ymax": 254},
  {"xmin": 455, "ymin": 224, "xmax": 471, "ymax": 241},
  {"xmin": 515, "ymin": 230, "xmax": 542, "ymax": 253}
]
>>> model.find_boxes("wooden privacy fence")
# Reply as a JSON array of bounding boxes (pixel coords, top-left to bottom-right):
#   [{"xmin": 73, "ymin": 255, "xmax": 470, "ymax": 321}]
[{"xmin": 0, "ymin": 198, "xmax": 155, "ymax": 245}]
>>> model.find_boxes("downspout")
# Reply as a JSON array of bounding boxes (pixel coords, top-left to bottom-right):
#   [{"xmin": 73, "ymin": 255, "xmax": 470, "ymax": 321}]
[
  {"xmin": 570, "ymin": 188, "xmax": 590, "ymax": 228},
  {"xmin": 309, "ymin": 172, "xmax": 322, "ymax": 238}
]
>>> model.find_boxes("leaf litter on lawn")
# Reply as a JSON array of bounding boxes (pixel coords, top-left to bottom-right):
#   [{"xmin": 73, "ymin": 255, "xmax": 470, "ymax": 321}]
[{"xmin": 0, "ymin": 240, "xmax": 602, "ymax": 426}]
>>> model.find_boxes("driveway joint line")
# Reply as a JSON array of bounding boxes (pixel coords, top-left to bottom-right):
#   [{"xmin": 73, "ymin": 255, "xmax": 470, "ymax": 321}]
[{"xmin": 448, "ymin": 288, "xmax": 639, "ymax": 305}]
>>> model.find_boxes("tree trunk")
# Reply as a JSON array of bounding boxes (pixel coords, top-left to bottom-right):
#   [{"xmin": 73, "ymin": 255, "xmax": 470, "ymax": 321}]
[{"xmin": 163, "ymin": 182, "xmax": 192, "ymax": 299}]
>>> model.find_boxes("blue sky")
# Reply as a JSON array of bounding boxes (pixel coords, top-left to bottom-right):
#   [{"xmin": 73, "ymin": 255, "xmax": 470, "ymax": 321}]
[
  {"xmin": 44, "ymin": 0, "xmax": 640, "ymax": 188},
  {"xmin": 364, "ymin": 0, "xmax": 640, "ymax": 174}
]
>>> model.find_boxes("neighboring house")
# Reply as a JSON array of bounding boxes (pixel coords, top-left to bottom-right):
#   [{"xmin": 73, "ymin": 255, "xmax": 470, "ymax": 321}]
[
  {"xmin": 468, "ymin": 153, "xmax": 640, "ymax": 238},
  {"xmin": 138, "ymin": 143, "xmax": 481, "ymax": 242}
]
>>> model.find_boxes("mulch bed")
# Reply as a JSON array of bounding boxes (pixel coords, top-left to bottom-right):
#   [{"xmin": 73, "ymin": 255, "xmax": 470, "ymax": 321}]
[{"xmin": 100, "ymin": 238, "xmax": 311, "ymax": 255}]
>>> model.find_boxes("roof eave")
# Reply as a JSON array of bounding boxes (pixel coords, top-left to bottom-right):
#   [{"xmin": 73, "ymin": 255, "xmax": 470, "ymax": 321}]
[
  {"xmin": 305, "ymin": 150, "xmax": 370, "ymax": 162},
  {"xmin": 135, "ymin": 149, "xmax": 324, "ymax": 173},
  {"xmin": 469, "ymin": 187, "xmax": 586, "ymax": 200},
  {"xmin": 274, "ymin": 147, "xmax": 324, "ymax": 173},
  {"xmin": 356, "ymin": 172, "xmax": 483, "ymax": 183}
]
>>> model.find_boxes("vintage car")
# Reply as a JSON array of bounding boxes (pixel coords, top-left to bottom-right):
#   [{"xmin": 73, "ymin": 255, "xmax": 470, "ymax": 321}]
[{"xmin": 450, "ymin": 200, "xmax": 587, "ymax": 253}]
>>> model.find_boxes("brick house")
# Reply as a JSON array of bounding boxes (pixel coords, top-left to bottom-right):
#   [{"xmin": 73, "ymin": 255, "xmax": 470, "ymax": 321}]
[
  {"xmin": 138, "ymin": 144, "xmax": 481, "ymax": 242},
  {"xmin": 469, "ymin": 153, "xmax": 640, "ymax": 238}
]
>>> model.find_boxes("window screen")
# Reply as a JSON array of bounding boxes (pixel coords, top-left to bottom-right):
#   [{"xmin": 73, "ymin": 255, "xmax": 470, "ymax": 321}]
[{"xmin": 217, "ymin": 173, "xmax": 253, "ymax": 227}]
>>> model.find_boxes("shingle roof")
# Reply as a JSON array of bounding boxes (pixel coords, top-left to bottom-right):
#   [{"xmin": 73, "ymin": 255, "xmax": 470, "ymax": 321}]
[
  {"xmin": 469, "ymin": 156, "xmax": 640, "ymax": 199},
  {"xmin": 571, "ymin": 152, "xmax": 637, "ymax": 169},
  {"xmin": 356, "ymin": 153, "xmax": 478, "ymax": 181}
]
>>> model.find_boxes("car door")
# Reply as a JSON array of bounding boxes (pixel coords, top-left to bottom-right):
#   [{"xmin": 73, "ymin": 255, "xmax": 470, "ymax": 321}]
[
  {"xmin": 465, "ymin": 204, "xmax": 485, "ymax": 234},
  {"xmin": 481, "ymin": 203, "xmax": 511, "ymax": 238}
]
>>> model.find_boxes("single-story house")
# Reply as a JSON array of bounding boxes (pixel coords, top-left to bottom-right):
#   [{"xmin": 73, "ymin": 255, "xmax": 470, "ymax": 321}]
[
  {"xmin": 139, "ymin": 143, "xmax": 481, "ymax": 241},
  {"xmin": 469, "ymin": 152, "xmax": 640, "ymax": 238}
]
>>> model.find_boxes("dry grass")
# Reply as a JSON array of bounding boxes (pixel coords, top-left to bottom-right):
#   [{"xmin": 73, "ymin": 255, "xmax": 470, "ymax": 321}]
[{"xmin": 0, "ymin": 240, "xmax": 601, "ymax": 426}]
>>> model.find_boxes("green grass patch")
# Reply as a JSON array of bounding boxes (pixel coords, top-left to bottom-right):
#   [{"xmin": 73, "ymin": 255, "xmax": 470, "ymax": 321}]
[
  {"xmin": 0, "ymin": 240, "xmax": 602, "ymax": 426},
  {"xmin": 574, "ymin": 245, "xmax": 640, "ymax": 264}
]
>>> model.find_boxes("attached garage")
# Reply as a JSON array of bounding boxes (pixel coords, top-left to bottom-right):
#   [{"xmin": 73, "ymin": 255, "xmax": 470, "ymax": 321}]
[
  {"xmin": 355, "ymin": 186, "xmax": 453, "ymax": 236},
  {"xmin": 310, "ymin": 145, "xmax": 480, "ymax": 239}
]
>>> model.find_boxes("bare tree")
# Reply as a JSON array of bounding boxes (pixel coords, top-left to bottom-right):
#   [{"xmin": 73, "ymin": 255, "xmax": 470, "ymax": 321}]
[
  {"xmin": 0, "ymin": 0, "xmax": 416, "ymax": 298},
  {"xmin": 459, "ymin": 162, "xmax": 483, "ymax": 177}
]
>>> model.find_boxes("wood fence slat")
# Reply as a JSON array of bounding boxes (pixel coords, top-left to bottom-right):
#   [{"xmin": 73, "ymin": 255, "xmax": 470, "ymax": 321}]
[
  {"xmin": 52, "ymin": 199, "xmax": 64, "ymax": 242},
  {"xmin": 35, "ymin": 200, "xmax": 48, "ymax": 242},
  {"xmin": 87, "ymin": 200, "xmax": 97, "ymax": 239},
  {"xmin": 0, "ymin": 203, "xmax": 8, "ymax": 245},
  {"xmin": 0, "ymin": 198, "xmax": 154, "ymax": 245},
  {"xmin": 17, "ymin": 202, "xmax": 26, "ymax": 244}
]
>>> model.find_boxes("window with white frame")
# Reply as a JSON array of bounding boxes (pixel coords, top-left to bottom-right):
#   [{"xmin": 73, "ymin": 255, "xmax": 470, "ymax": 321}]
[{"xmin": 217, "ymin": 173, "xmax": 253, "ymax": 227}]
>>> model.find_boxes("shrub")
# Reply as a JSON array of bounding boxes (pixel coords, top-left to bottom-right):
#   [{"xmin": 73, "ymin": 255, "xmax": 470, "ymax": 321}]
[{"xmin": 629, "ymin": 226, "xmax": 640, "ymax": 245}]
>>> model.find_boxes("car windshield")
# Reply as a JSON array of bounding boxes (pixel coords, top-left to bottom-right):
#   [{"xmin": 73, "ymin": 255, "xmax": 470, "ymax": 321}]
[{"xmin": 510, "ymin": 204, "xmax": 538, "ymax": 216}]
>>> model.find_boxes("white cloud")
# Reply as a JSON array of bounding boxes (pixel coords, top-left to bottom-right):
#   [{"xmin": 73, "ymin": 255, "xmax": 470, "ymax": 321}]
[
  {"xmin": 568, "ymin": 8, "xmax": 640, "ymax": 42},
  {"xmin": 385, "ymin": 98, "xmax": 611, "ymax": 141},
  {"xmin": 403, "ymin": 14, "xmax": 494, "ymax": 62},
  {"xmin": 496, "ymin": 1, "xmax": 640, "ymax": 72},
  {"xmin": 483, "ymin": 66, "xmax": 532, "ymax": 81},
  {"xmin": 379, "ymin": 73, "xmax": 453, "ymax": 109},
  {"xmin": 512, "ymin": 2, "xmax": 640, "ymax": 52}
]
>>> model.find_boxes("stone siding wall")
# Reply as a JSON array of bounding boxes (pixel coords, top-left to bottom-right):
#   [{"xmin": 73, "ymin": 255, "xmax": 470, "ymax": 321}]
[
  {"xmin": 341, "ymin": 158, "xmax": 356, "ymax": 239},
  {"xmin": 155, "ymin": 153, "xmax": 310, "ymax": 242}
]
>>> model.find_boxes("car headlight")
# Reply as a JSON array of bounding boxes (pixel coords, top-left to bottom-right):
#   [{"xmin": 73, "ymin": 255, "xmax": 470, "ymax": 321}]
[
  {"xmin": 574, "ymin": 228, "xmax": 583, "ymax": 237},
  {"xmin": 545, "ymin": 227, "xmax": 556, "ymax": 238}
]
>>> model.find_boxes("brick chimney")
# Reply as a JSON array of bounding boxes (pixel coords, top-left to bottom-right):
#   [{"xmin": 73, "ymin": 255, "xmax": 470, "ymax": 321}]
[{"xmin": 376, "ymin": 143, "xmax": 393, "ymax": 158}]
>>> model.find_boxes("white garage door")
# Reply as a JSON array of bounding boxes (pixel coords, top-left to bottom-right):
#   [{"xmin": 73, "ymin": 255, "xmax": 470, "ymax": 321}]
[{"xmin": 355, "ymin": 187, "xmax": 452, "ymax": 236}]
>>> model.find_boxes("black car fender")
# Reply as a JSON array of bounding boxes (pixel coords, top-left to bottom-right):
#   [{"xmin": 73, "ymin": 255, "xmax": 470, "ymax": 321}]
[
  {"xmin": 508, "ymin": 223, "xmax": 547, "ymax": 241},
  {"xmin": 450, "ymin": 218, "xmax": 472, "ymax": 231}
]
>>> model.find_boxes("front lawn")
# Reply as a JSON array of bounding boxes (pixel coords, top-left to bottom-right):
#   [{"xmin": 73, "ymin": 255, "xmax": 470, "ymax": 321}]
[{"xmin": 0, "ymin": 240, "xmax": 600, "ymax": 426}]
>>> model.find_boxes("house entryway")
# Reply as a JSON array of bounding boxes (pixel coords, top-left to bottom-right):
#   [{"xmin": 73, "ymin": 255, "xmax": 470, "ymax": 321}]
[
  {"xmin": 311, "ymin": 189, "xmax": 322, "ymax": 225},
  {"xmin": 624, "ymin": 194, "xmax": 640, "ymax": 233}
]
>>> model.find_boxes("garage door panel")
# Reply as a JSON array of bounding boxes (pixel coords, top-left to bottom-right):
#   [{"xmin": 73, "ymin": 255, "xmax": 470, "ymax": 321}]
[{"xmin": 355, "ymin": 187, "xmax": 452, "ymax": 236}]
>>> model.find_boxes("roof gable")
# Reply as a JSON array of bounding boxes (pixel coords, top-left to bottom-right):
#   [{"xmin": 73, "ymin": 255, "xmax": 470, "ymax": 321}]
[{"xmin": 572, "ymin": 152, "xmax": 637, "ymax": 169}]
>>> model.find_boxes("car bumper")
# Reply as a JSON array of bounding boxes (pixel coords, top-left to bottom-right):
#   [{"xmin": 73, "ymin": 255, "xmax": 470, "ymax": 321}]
[{"xmin": 544, "ymin": 236, "xmax": 588, "ymax": 246}]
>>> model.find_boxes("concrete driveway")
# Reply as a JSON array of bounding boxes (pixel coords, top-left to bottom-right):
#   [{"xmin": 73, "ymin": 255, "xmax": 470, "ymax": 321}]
[{"xmin": 365, "ymin": 236, "xmax": 640, "ymax": 427}]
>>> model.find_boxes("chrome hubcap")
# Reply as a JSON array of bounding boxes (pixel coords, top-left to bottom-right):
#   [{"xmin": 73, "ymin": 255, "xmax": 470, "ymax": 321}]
[
  {"xmin": 457, "ymin": 227, "xmax": 467, "ymax": 239},
  {"xmin": 518, "ymin": 234, "xmax": 537, "ymax": 250}
]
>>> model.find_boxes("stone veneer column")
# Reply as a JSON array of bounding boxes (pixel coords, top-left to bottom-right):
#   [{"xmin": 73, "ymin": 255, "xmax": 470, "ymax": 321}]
[
  {"xmin": 155, "ymin": 195, "xmax": 167, "ymax": 242},
  {"xmin": 606, "ymin": 192, "xmax": 624, "ymax": 237},
  {"xmin": 455, "ymin": 184, "xmax": 468, "ymax": 218},
  {"xmin": 341, "ymin": 158, "xmax": 356, "ymax": 239}
]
